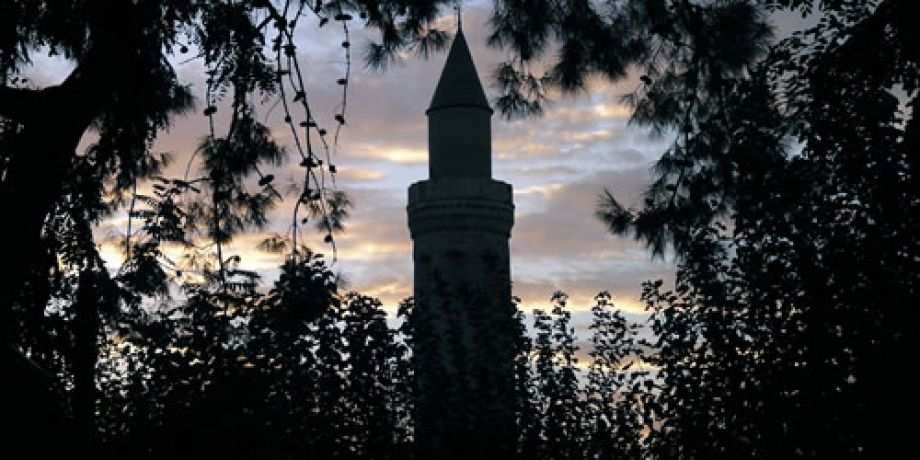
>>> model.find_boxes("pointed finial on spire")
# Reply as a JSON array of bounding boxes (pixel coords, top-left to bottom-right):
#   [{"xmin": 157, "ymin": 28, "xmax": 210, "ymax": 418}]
[{"xmin": 455, "ymin": 3, "xmax": 462, "ymax": 32}]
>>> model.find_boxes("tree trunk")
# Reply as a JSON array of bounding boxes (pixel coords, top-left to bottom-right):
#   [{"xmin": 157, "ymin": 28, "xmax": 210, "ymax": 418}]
[
  {"xmin": 73, "ymin": 268, "xmax": 100, "ymax": 455},
  {"xmin": 0, "ymin": 0, "xmax": 142, "ymax": 345},
  {"xmin": 0, "ymin": 115, "xmax": 84, "ymax": 345}
]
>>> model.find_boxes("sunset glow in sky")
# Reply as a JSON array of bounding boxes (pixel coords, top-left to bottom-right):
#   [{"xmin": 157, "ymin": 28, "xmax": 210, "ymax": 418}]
[
  {"xmin": 15, "ymin": 1, "xmax": 817, "ymax": 357},
  {"xmin": 32, "ymin": 5, "xmax": 683, "ymax": 325}
]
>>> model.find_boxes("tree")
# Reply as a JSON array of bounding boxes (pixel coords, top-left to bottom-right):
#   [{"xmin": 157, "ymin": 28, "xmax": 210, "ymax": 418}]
[
  {"xmin": 509, "ymin": 291, "xmax": 648, "ymax": 460},
  {"xmin": 488, "ymin": 0, "xmax": 915, "ymax": 457},
  {"xmin": 1, "ymin": 1, "xmax": 458, "ymax": 453},
  {"xmin": 527, "ymin": 293, "xmax": 584, "ymax": 459},
  {"xmin": 0, "ymin": 0, "xmax": 460, "ymax": 341},
  {"xmin": 92, "ymin": 251, "xmax": 420, "ymax": 459},
  {"xmin": 8, "ymin": 0, "xmax": 914, "ymax": 457},
  {"xmin": 582, "ymin": 292, "xmax": 646, "ymax": 460}
]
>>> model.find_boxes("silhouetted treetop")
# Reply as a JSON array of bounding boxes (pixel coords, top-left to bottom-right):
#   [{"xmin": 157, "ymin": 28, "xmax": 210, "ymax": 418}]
[{"xmin": 0, "ymin": 0, "xmax": 465, "ymax": 341}]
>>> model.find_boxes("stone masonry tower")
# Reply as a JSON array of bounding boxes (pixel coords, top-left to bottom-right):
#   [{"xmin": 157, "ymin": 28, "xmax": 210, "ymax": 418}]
[{"xmin": 407, "ymin": 25, "xmax": 516, "ymax": 459}]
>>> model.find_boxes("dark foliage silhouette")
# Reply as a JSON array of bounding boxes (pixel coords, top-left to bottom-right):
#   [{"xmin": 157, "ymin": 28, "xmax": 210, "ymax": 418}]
[
  {"xmin": 24, "ymin": 268, "xmax": 644, "ymax": 459},
  {"xmin": 484, "ymin": 0, "xmax": 917, "ymax": 458},
  {"xmin": 574, "ymin": 1, "xmax": 914, "ymax": 458},
  {"xmin": 1, "ymin": 1, "xmax": 456, "ymax": 456},
  {"xmin": 3, "ymin": 1, "xmax": 916, "ymax": 459},
  {"xmin": 0, "ymin": 0, "xmax": 461, "ymax": 342}
]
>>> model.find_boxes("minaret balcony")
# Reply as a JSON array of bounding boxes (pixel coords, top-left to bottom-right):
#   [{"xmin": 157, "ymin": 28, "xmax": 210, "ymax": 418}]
[{"xmin": 407, "ymin": 178, "xmax": 514, "ymax": 238}]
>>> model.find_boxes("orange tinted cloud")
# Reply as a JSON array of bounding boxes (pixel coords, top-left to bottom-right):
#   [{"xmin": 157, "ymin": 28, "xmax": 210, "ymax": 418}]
[
  {"xmin": 347, "ymin": 144, "xmax": 428, "ymax": 164},
  {"xmin": 74, "ymin": 5, "xmax": 675, "ymax": 321},
  {"xmin": 335, "ymin": 167, "xmax": 386, "ymax": 181}
]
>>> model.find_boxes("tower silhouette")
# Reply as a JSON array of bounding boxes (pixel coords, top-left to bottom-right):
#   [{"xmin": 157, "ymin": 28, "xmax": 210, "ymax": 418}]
[{"xmin": 407, "ymin": 25, "xmax": 516, "ymax": 459}]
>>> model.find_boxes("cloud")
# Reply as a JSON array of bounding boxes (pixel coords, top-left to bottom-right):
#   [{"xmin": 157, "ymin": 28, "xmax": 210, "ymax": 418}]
[
  {"xmin": 494, "ymin": 138, "xmax": 559, "ymax": 159},
  {"xmin": 513, "ymin": 183, "xmax": 565, "ymax": 198},
  {"xmin": 512, "ymin": 257, "xmax": 672, "ymax": 315},
  {"xmin": 592, "ymin": 103, "xmax": 634, "ymax": 119},
  {"xmin": 512, "ymin": 167, "xmax": 652, "ymax": 256},
  {"xmin": 502, "ymin": 165, "xmax": 581, "ymax": 178},
  {"xmin": 560, "ymin": 129, "xmax": 616, "ymax": 143},
  {"xmin": 537, "ymin": 102, "xmax": 633, "ymax": 125},
  {"xmin": 353, "ymin": 277, "xmax": 412, "ymax": 310},
  {"xmin": 53, "ymin": 4, "xmax": 682, "ymax": 321},
  {"xmin": 25, "ymin": 2, "xmax": 821, "ymax": 345},
  {"xmin": 334, "ymin": 167, "xmax": 386, "ymax": 182},
  {"xmin": 347, "ymin": 144, "xmax": 428, "ymax": 164},
  {"xmin": 507, "ymin": 167, "xmax": 674, "ymax": 311}
]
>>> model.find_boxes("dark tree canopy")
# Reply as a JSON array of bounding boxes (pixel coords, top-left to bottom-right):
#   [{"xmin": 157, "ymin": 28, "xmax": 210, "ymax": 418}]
[
  {"xmin": 2, "ymin": 1, "xmax": 917, "ymax": 459},
  {"xmin": 487, "ymin": 0, "xmax": 916, "ymax": 457},
  {"xmin": 561, "ymin": 1, "xmax": 915, "ymax": 458},
  {"xmin": 0, "ymin": 0, "xmax": 465, "ymax": 341},
  {"xmin": 0, "ymin": 1, "xmax": 459, "ymax": 456}
]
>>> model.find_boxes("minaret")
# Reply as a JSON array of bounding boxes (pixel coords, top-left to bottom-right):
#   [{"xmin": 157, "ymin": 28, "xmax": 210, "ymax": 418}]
[{"xmin": 407, "ymin": 24, "xmax": 516, "ymax": 459}]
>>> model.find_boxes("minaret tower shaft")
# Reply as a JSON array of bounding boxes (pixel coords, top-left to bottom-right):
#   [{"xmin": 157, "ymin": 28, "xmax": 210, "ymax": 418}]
[{"xmin": 407, "ymin": 26, "xmax": 516, "ymax": 459}]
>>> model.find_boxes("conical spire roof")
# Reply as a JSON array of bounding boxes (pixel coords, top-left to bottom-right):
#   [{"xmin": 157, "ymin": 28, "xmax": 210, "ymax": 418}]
[{"xmin": 427, "ymin": 28, "xmax": 492, "ymax": 114}]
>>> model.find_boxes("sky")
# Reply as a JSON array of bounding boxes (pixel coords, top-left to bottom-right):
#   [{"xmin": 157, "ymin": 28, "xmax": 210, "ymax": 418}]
[
  {"xmin": 277, "ymin": 6, "xmax": 675, "ymax": 316},
  {"xmin": 294, "ymin": 10, "xmax": 680, "ymax": 315},
  {"xmin": 25, "ymin": 3, "xmax": 814, "ymax": 335},
  {"xmin": 18, "ymin": 2, "xmax": 819, "ymax": 358}
]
